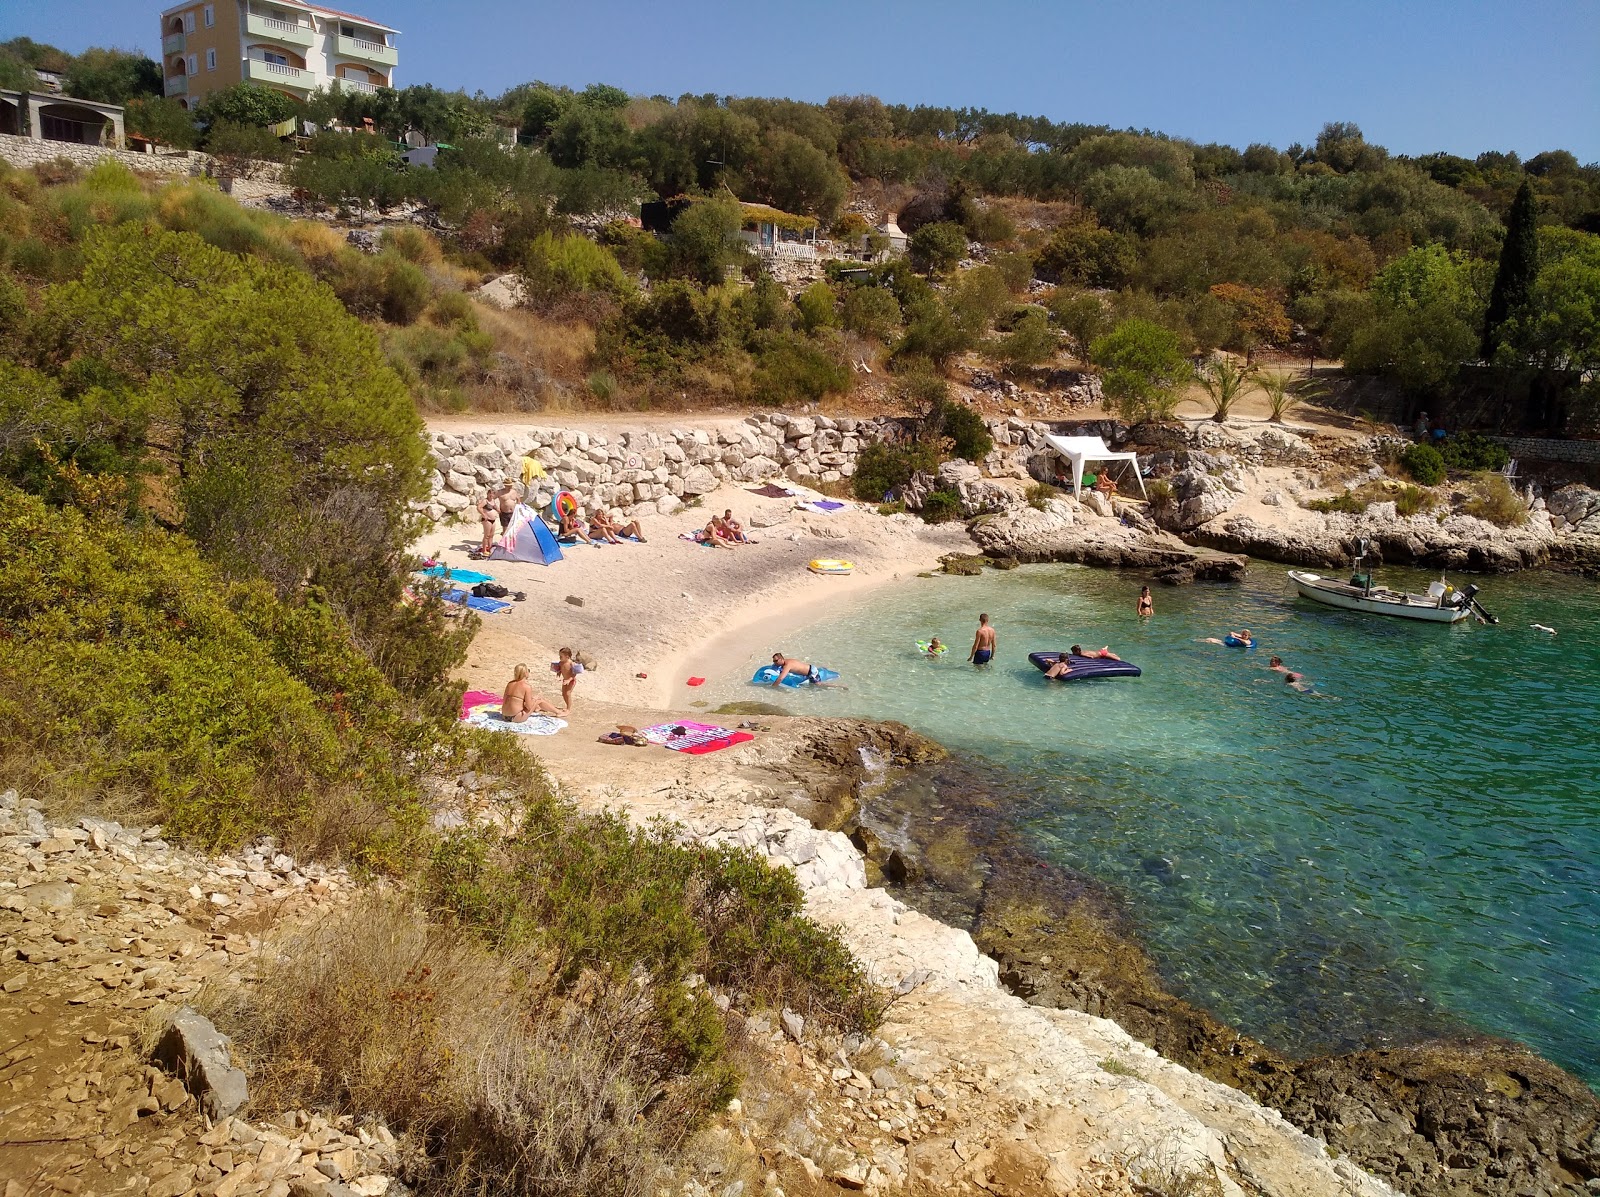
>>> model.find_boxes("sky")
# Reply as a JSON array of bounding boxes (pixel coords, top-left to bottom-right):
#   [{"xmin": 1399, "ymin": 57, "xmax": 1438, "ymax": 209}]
[{"xmin": 10, "ymin": 0, "xmax": 1600, "ymax": 161}]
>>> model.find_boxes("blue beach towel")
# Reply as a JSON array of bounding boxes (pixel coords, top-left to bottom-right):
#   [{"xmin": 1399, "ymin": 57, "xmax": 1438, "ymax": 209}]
[
  {"xmin": 419, "ymin": 565, "xmax": 495, "ymax": 585},
  {"xmin": 442, "ymin": 588, "xmax": 513, "ymax": 614}
]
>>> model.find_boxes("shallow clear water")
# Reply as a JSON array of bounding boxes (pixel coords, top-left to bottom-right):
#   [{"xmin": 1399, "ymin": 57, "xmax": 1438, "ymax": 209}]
[{"xmin": 701, "ymin": 563, "xmax": 1600, "ymax": 1085}]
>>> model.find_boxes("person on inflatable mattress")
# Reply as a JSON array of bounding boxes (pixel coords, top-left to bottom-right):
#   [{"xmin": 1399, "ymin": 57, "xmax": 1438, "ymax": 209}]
[{"xmin": 769, "ymin": 653, "xmax": 837, "ymax": 687}]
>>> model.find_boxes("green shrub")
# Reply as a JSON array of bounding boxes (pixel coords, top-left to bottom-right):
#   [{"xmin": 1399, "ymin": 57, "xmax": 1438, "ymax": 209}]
[
  {"xmin": 204, "ymin": 120, "xmax": 292, "ymax": 165},
  {"xmin": 427, "ymin": 798, "xmax": 882, "ymax": 1032},
  {"xmin": 840, "ymin": 284, "xmax": 901, "ymax": 342},
  {"xmin": 908, "ymin": 220, "xmax": 967, "ymax": 275},
  {"xmin": 794, "ymin": 280, "xmax": 837, "ymax": 333},
  {"xmin": 1026, "ymin": 482, "xmax": 1056, "ymax": 510},
  {"xmin": 1400, "ymin": 442, "xmax": 1446, "ymax": 485},
  {"xmin": 1463, "ymin": 472, "xmax": 1528, "ymax": 526},
  {"xmin": 522, "ymin": 230, "xmax": 630, "ymax": 308},
  {"xmin": 380, "ymin": 225, "xmax": 443, "ymax": 266},
  {"xmin": 938, "ymin": 400, "xmax": 994, "ymax": 462},
  {"xmin": 1439, "ymin": 430, "xmax": 1510, "ymax": 473},
  {"xmin": 0, "ymin": 483, "xmax": 435, "ymax": 865},
  {"xmin": 376, "ymin": 252, "xmax": 431, "ymax": 324},
  {"xmin": 918, "ymin": 488, "xmax": 964, "ymax": 523},
  {"xmin": 876, "ymin": 500, "xmax": 905, "ymax": 515},
  {"xmin": 1144, "ymin": 477, "xmax": 1174, "ymax": 513},
  {"xmin": 852, "ymin": 440, "xmax": 940, "ymax": 502},
  {"xmin": 749, "ymin": 334, "xmax": 849, "ymax": 407},
  {"xmin": 1307, "ymin": 492, "xmax": 1368, "ymax": 514}
]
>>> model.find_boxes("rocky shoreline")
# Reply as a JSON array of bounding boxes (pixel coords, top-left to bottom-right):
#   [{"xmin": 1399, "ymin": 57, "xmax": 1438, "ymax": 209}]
[
  {"xmin": 843, "ymin": 752, "xmax": 1600, "ymax": 1197},
  {"xmin": 424, "ymin": 412, "xmax": 1600, "ymax": 583}
]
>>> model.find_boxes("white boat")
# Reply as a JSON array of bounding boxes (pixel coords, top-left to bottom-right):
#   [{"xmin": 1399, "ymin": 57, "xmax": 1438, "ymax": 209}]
[
  {"xmin": 1287, "ymin": 541, "xmax": 1496, "ymax": 624},
  {"xmin": 1287, "ymin": 570, "xmax": 1473, "ymax": 622}
]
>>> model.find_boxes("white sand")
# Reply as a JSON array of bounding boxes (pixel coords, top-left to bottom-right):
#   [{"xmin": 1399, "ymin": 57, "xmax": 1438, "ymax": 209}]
[{"xmin": 416, "ymin": 481, "xmax": 971, "ymax": 716}]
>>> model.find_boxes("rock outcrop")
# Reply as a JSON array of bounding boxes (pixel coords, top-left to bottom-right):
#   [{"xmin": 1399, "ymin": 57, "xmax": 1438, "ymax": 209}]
[
  {"xmin": 970, "ymin": 497, "xmax": 1248, "ymax": 580},
  {"xmin": 153, "ymin": 1008, "xmax": 250, "ymax": 1121}
]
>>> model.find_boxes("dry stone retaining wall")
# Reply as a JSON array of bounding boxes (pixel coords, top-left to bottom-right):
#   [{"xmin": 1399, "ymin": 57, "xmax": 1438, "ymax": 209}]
[
  {"xmin": 422, "ymin": 413, "xmax": 1082, "ymax": 524},
  {"xmin": 0, "ymin": 132, "xmax": 212, "ymax": 177},
  {"xmin": 1492, "ymin": 435, "xmax": 1600, "ymax": 466}
]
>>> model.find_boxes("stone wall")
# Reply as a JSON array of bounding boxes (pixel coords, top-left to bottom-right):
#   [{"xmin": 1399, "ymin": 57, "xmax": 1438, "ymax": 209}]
[
  {"xmin": 424, "ymin": 414, "xmax": 891, "ymax": 523},
  {"xmin": 423, "ymin": 413, "xmax": 1118, "ymax": 524},
  {"xmin": 0, "ymin": 133, "xmax": 211, "ymax": 177},
  {"xmin": 1492, "ymin": 435, "xmax": 1600, "ymax": 466}
]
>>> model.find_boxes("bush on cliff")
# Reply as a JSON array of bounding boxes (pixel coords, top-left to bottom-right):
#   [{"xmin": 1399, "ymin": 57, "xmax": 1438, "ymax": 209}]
[
  {"xmin": 0, "ymin": 483, "xmax": 439, "ymax": 865},
  {"xmin": 1401, "ymin": 442, "xmax": 1446, "ymax": 485},
  {"xmin": 852, "ymin": 440, "xmax": 941, "ymax": 502}
]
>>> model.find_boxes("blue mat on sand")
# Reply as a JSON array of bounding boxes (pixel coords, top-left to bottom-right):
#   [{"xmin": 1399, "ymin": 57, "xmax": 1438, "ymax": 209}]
[
  {"xmin": 419, "ymin": 565, "xmax": 495, "ymax": 585},
  {"xmin": 443, "ymin": 588, "xmax": 513, "ymax": 614}
]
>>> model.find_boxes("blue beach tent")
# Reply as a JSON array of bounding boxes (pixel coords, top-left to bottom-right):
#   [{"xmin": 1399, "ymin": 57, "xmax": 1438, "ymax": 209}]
[{"xmin": 490, "ymin": 504, "xmax": 563, "ymax": 565}]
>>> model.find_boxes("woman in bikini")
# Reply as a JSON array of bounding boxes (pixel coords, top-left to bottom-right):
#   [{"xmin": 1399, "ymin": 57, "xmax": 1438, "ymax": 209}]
[
  {"xmin": 502, "ymin": 664, "xmax": 563, "ymax": 722},
  {"xmin": 1137, "ymin": 586, "xmax": 1154, "ymax": 617}
]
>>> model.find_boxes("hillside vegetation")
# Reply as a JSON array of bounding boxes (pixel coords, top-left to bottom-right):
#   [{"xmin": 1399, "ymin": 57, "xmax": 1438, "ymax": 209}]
[{"xmin": 0, "ymin": 153, "xmax": 880, "ymax": 1193}]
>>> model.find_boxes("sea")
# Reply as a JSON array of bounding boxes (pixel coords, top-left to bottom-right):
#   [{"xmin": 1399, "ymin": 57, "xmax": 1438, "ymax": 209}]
[{"xmin": 696, "ymin": 561, "xmax": 1600, "ymax": 1088}]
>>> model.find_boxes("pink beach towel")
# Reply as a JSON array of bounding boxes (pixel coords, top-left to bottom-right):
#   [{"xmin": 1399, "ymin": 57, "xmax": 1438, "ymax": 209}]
[{"xmin": 640, "ymin": 721, "xmax": 755, "ymax": 755}]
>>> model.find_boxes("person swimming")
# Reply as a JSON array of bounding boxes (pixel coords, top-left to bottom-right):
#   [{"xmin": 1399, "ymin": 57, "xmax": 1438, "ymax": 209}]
[
  {"xmin": 1267, "ymin": 655, "xmax": 1305, "ymax": 684},
  {"xmin": 1201, "ymin": 629, "xmax": 1254, "ymax": 648},
  {"xmin": 924, "ymin": 636, "xmax": 947, "ymax": 657}
]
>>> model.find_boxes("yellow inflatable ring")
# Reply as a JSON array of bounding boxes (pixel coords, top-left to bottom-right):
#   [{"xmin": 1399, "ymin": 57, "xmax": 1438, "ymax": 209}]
[{"xmin": 808, "ymin": 558, "xmax": 854, "ymax": 575}]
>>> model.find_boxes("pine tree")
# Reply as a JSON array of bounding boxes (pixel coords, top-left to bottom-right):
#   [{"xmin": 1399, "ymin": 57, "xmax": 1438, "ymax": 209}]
[{"xmin": 1480, "ymin": 179, "xmax": 1539, "ymax": 360}]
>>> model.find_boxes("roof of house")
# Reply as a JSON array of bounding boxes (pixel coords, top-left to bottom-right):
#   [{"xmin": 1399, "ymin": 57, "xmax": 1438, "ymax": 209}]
[
  {"xmin": 737, "ymin": 202, "xmax": 817, "ymax": 232},
  {"xmin": 161, "ymin": 0, "xmax": 399, "ymax": 34}
]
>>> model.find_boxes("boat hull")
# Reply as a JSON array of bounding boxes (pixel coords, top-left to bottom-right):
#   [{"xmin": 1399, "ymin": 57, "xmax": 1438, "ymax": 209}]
[{"xmin": 1287, "ymin": 571, "xmax": 1469, "ymax": 623}]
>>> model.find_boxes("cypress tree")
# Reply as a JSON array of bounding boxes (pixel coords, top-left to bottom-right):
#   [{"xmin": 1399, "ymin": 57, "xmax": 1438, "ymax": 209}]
[{"xmin": 1480, "ymin": 179, "xmax": 1539, "ymax": 360}]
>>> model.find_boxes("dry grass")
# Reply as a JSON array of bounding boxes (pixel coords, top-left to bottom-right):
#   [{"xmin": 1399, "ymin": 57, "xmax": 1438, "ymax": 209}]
[
  {"xmin": 207, "ymin": 894, "xmax": 706, "ymax": 1197},
  {"xmin": 1463, "ymin": 472, "xmax": 1530, "ymax": 527},
  {"xmin": 462, "ymin": 302, "xmax": 596, "ymax": 412}
]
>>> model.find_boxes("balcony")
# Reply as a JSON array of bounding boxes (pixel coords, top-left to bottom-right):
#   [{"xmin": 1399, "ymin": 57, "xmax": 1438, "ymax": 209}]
[
  {"xmin": 334, "ymin": 76, "xmax": 378, "ymax": 95},
  {"xmin": 244, "ymin": 58, "xmax": 310, "ymax": 89},
  {"xmin": 335, "ymin": 34, "xmax": 398, "ymax": 67},
  {"xmin": 245, "ymin": 13, "xmax": 314, "ymax": 46},
  {"xmin": 164, "ymin": 75, "xmax": 187, "ymax": 97},
  {"xmin": 163, "ymin": 32, "xmax": 185, "ymax": 55}
]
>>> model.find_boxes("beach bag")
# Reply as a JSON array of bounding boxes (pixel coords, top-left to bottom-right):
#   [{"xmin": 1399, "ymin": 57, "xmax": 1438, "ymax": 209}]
[{"xmin": 472, "ymin": 582, "xmax": 510, "ymax": 598}]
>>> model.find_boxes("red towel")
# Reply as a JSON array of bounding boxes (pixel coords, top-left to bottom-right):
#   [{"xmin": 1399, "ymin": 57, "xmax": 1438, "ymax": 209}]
[
  {"xmin": 687, "ymin": 677, "xmax": 706, "ymax": 686},
  {"xmin": 678, "ymin": 731, "xmax": 755, "ymax": 755}
]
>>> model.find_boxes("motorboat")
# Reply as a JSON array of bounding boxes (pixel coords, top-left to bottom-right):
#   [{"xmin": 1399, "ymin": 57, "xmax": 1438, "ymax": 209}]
[{"xmin": 1287, "ymin": 540, "xmax": 1496, "ymax": 624}]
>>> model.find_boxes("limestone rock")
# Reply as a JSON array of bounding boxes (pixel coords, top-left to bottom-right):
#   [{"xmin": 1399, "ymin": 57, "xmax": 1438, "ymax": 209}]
[{"xmin": 152, "ymin": 1007, "xmax": 249, "ymax": 1121}]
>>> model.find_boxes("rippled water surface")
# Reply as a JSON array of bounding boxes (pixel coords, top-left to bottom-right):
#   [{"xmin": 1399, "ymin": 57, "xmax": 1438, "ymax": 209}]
[{"xmin": 700, "ymin": 563, "xmax": 1600, "ymax": 1085}]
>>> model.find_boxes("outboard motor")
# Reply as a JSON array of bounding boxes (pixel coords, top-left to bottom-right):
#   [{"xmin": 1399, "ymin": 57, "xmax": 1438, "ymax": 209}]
[{"xmin": 1461, "ymin": 584, "xmax": 1499, "ymax": 624}]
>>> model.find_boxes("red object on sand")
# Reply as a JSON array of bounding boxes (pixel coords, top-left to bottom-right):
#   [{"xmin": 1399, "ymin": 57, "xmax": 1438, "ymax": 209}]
[
  {"xmin": 686, "ymin": 677, "xmax": 706, "ymax": 686},
  {"xmin": 459, "ymin": 688, "xmax": 501, "ymax": 719},
  {"xmin": 636, "ymin": 672, "xmax": 648, "ymax": 679},
  {"xmin": 679, "ymin": 731, "xmax": 753, "ymax": 755}
]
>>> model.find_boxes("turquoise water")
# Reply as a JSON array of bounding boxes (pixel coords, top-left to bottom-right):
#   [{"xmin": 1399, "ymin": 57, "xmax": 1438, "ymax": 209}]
[{"xmin": 703, "ymin": 564, "xmax": 1600, "ymax": 1085}]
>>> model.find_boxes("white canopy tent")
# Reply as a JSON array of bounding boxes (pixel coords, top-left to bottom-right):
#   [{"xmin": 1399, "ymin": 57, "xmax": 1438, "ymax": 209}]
[{"xmin": 1044, "ymin": 434, "xmax": 1147, "ymax": 499}]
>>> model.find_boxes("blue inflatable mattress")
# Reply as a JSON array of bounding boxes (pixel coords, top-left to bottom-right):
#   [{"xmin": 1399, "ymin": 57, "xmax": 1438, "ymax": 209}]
[
  {"xmin": 1027, "ymin": 651, "xmax": 1142, "ymax": 680},
  {"xmin": 751, "ymin": 664, "xmax": 840, "ymax": 688}
]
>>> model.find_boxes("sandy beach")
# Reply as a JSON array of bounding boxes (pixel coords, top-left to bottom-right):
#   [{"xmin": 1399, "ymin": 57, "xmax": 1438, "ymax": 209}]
[{"xmin": 419, "ymin": 479, "xmax": 972, "ymax": 716}]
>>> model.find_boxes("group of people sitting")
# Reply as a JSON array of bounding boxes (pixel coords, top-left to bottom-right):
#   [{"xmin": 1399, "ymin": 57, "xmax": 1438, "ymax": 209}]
[
  {"xmin": 557, "ymin": 503, "xmax": 646, "ymax": 546},
  {"xmin": 686, "ymin": 510, "xmax": 756, "ymax": 549}
]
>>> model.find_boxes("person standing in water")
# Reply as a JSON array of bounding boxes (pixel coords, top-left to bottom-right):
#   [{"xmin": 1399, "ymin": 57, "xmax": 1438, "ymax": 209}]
[
  {"xmin": 1137, "ymin": 585, "xmax": 1154, "ymax": 617},
  {"xmin": 969, "ymin": 613, "xmax": 996, "ymax": 666}
]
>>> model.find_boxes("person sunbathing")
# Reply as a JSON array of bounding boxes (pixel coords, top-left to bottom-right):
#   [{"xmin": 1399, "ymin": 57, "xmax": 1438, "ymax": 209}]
[
  {"xmin": 590, "ymin": 507, "xmax": 647, "ymax": 544},
  {"xmin": 502, "ymin": 664, "xmax": 563, "ymax": 722},
  {"xmin": 1093, "ymin": 473, "xmax": 1118, "ymax": 496},
  {"xmin": 1070, "ymin": 644, "xmax": 1122, "ymax": 661},
  {"xmin": 721, "ymin": 509, "xmax": 756, "ymax": 544},
  {"xmin": 703, "ymin": 518, "xmax": 737, "ymax": 549},
  {"xmin": 556, "ymin": 507, "xmax": 594, "ymax": 545}
]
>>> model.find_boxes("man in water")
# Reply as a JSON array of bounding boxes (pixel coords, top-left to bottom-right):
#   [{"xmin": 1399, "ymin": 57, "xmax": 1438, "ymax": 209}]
[
  {"xmin": 1043, "ymin": 654, "xmax": 1074, "ymax": 679},
  {"xmin": 969, "ymin": 613, "xmax": 996, "ymax": 666},
  {"xmin": 1070, "ymin": 644, "xmax": 1122, "ymax": 661},
  {"xmin": 502, "ymin": 664, "xmax": 563, "ymax": 722},
  {"xmin": 769, "ymin": 653, "xmax": 837, "ymax": 687}
]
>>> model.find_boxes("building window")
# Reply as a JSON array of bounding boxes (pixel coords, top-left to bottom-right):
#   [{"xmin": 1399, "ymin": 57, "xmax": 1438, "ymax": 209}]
[
  {"xmin": 183, "ymin": 11, "xmax": 195, "ymax": 33},
  {"xmin": 186, "ymin": 54, "xmax": 198, "ymax": 75},
  {"xmin": 203, "ymin": 4, "xmax": 214, "ymax": 26},
  {"xmin": 263, "ymin": 51, "xmax": 288, "ymax": 66},
  {"xmin": 205, "ymin": 48, "xmax": 216, "ymax": 70}
]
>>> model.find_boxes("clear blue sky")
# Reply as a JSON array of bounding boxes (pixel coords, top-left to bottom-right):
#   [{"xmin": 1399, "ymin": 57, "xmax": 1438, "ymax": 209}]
[{"xmin": 14, "ymin": 0, "xmax": 1600, "ymax": 161}]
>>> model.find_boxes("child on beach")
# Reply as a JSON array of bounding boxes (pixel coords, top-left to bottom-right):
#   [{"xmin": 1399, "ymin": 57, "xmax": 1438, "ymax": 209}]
[{"xmin": 552, "ymin": 647, "xmax": 584, "ymax": 711}]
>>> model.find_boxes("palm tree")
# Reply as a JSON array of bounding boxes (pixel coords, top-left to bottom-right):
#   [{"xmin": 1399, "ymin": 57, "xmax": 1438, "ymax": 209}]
[
  {"xmin": 1259, "ymin": 370, "xmax": 1329, "ymax": 423},
  {"xmin": 1198, "ymin": 357, "xmax": 1256, "ymax": 423}
]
